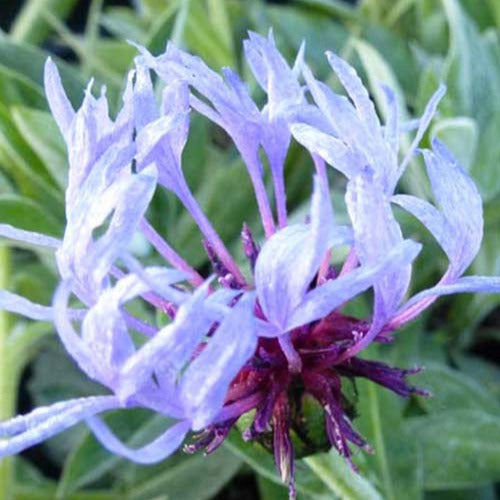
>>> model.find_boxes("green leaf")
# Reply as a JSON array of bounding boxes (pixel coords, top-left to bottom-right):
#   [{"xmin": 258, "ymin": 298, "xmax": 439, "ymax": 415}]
[
  {"xmin": 416, "ymin": 364, "xmax": 500, "ymax": 415},
  {"xmin": 452, "ymin": 353, "xmax": 500, "ymax": 400},
  {"xmin": 265, "ymin": 5, "xmax": 349, "ymax": 73},
  {"xmin": 125, "ymin": 447, "xmax": 242, "ymax": 500},
  {"xmin": 304, "ymin": 452, "xmax": 383, "ymax": 500},
  {"xmin": 0, "ymin": 39, "xmax": 85, "ymax": 108},
  {"xmin": 0, "ymin": 64, "xmax": 46, "ymax": 108},
  {"xmin": 57, "ymin": 412, "xmax": 167, "ymax": 496},
  {"xmin": 184, "ymin": 0, "xmax": 235, "ymax": 68},
  {"xmin": 101, "ymin": 8, "xmax": 148, "ymax": 44},
  {"xmin": 405, "ymin": 410, "xmax": 500, "ymax": 489},
  {"xmin": 430, "ymin": 117, "xmax": 478, "ymax": 171},
  {"xmin": 0, "ymin": 103, "xmax": 64, "ymax": 214},
  {"xmin": 11, "ymin": 106, "xmax": 68, "ymax": 190},
  {"xmin": 10, "ymin": 0, "xmax": 79, "ymax": 46},
  {"xmin": 224, "ymin": 431, "xmax": 331, "ymax": 498},
  {"xmin": 471, "ymin": 111, "xmax": 500, "ymax": 201},
  {"xmin": 257, "ymin": 475, "xmax": 289, "ymax": 500},
  {"xmin": 354, "ymin": 347, "xmax": 424, "ymax": 500},
  {"xmin": 0, "ymin": 195, "xmax": 60, "ymax": 236}
]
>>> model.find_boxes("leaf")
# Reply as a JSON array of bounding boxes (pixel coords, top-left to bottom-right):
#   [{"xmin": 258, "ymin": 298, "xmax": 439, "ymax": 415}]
[
  {"xmin": 0, "ymin": 103, "xmax": 64, "ymax": 215},
  {"xmin": 452, "ymin": 353, "xmax": 500, "ymax": 399},
  {"xmin": 0, "ymin": 64, "xmax": 46, "ymax": 108},
  {"xmin": 441, "ymin": 0, "xmax": 500, "ymax": 200},
  {"xmin": 265, "ymin": 5, "xmax": 349, "ymax": 73},
  {"xmin": 304, "ymin": 452, "xmax": 383, "ymax": 500},
  {"xmin": 100, "ymin": 8, "xmax": 149, "ymax": 44},
  {"xmin": 28, "ymin": 338, "xmax": 106, "ymax": 465},
  {"xmin": 125, "ymin": 447, "xmax": 242, "ymax": 500},
  {"xmin": 11, "ymin": 106, "xmax": 68, "ymax": 190},
  {"xmin": 10, "ymin": 0, "xmax": 79, "ymax": 46},
  {"xmin": 224, "ymin": 431, "xmax": 331, "ymax": 498},
  {"xmin": 0, "ymin": 39, "xmax": 85, "ymax": 108},
  {"xmin": 471, "ymin": 111, "xmax": 500, "ymax": 201},
  {"xmin": 355, "ymin": 376, "xmax": 423, "ymax": 500},
  {"xmin": 430, "ymin": 117, "xmax": 478, "ymax": 171},
  {"xmin": 184, "ymin": 1, "xmax": 235, "ymax": 68},
  {"xmin": 405, "ymin": 410, "xmax": 500, "ymax": 489},
  {"xmin": 0, "ymin": 195, "xmax": 60, "ymax": 236},
  {"xmin": 416, "ymin": 364, "xmax": 500, "ymax": 415},
  {"xmin": 257, "ymin": 475, "xmax": 289, "ymax": 500},
  {"xmin": 57, "ymin": 412, "xmax": 167, "ymax": 497}
]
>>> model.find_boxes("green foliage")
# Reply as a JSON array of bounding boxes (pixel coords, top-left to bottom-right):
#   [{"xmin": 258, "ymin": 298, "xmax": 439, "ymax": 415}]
[{"xmin": 0, "ymin": 0, "xmax": 499, "ymax": 498}]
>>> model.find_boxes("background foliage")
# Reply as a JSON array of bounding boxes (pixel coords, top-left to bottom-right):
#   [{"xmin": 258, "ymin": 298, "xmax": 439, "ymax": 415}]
[{"xmin": 0, "ymin": 0, "xmax": 499, "ymax": 499}]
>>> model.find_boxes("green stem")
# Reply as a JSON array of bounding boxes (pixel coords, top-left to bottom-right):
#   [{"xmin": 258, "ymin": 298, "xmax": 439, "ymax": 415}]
[
  {"xmin": 0, "ymin": 244, "xmax": 14, "ymax": 500},
  {"xmin": 304, "ymin": 453, "xmax": 382, "ymax": 500}
]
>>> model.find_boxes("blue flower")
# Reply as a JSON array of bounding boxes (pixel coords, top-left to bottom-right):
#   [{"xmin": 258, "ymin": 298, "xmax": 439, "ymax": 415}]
[{"xmin": 0, "ymin": 32, "xmax": 499, "ymax": 499}]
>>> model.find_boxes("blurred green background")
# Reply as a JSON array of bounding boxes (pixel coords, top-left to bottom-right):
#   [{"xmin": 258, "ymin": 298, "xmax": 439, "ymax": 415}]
[{"xmin": 0, "ymin": 0, "xmax": 499, "ymax": 499}]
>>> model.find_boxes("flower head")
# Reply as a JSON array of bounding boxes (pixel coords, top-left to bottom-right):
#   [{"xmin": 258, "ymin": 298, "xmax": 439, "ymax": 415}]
[{"xmin": 1, "ymin": 31, "xmax": 499, "ymax": 498}]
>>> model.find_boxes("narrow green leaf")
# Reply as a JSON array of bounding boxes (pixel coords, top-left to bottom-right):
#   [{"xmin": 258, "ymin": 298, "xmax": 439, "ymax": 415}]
[
  {"xmin": 0, "ymin": 39, "xmax": 85, "ymax": 108},
  {"xmin": 405, "ymin": 410, "xmax": 500, "ymax": 489},
  {"xmin": 224, "ymin": 431, "xmax": 332, "ymax": 498},
  {"xmin": 431, "ymin": 117, "xmax": 478, "ymax": 171},
  {"xmin": 416, "ymin": 364, "xmax": 500, "ymax": 415},
  {"xmin": 126, "ymin": 447, "xmax": 241, "ymax": 500},
  {"xmin": 304, "ymin": 452, "xmax": 383, "ymax": 500},
  {"xmin": 0, "ymin": 65, "xmax": 46, "ymax": 108},
  {"xmin": 10, "ymin": 0, "xmax": 79, "ymax": 45},
  {"xmin": 11, "ymin": 106, "xmax": 67, "ymax": 190},
  {"xmin": 0, "ymin": 195, "xmax": 60, "ymax": 236}
]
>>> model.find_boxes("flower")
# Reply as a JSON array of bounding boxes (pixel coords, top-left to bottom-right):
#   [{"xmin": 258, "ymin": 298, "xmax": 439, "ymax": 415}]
[{"xmin": 1, "ymin": 31, "xmax": 499, "ymax": 498}]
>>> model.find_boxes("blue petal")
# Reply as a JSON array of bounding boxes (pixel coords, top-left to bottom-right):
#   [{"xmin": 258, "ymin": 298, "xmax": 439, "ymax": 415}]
[
  {"xmin": 401, "ymin": 275, "xmax": 500, "ymax": 309},
  {"xmin": 0, "ymin": 224, "xmax": 60, "ymax": 248},
  {"xmin": 422, "ymin": 139, "xmax": 483, "ymax": 276},
  {"xmin": 180, "ymin": 293, "xmax": 257, "ymax": 429},
  {"xmin": 0, "ymin": 396, "xmax": 119, "ymax": 458},
  {"xmin": 286, "ymin": 239, "xmax": 421, "ymax": 330},
  {"xmin": 87, "ymin": 417, "xmax": 190, "ymax": 464},
  {"xmin": 255, "ymin": 176, "xmax": 333, "ymax": 331},
  {"xmin": 44, "ymin": 58, "xmax": 75, "ymax": 140},
  {"xmin": 346, "ymin": 168, "xmax": 410, "ymax": 320}
]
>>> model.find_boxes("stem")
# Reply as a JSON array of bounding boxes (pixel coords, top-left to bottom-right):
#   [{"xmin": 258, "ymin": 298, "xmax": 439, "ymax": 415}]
[
  {"xmin": 178, "ymin": 183, "xmax": 246, "ymax": 286},
  {"xmin": 139, "ymin": 219, "xmax": 204, "ymax": 286},
  {"xmin": 0, "ymin": 245, "xmax": 14, "ymax": 500},
  {"xmin": 271, "ymin": 163, "xmax": 287, "ymax": 229},
  {"xmin": 243, "ymin": 152, "xmax": 276, "ymax": 238}
]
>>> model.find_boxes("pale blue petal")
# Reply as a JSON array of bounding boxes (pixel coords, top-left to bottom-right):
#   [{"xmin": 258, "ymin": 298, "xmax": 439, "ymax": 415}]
[
  {"xmin": 0, "ymin": 397, "xmax": 99, "ymax": 436},
  {"xmin": 346, "ymin": 168, "xmax": 410, "ymax": 318},
  {"xmin": 255, "ymin": 176, "xmax": 333, "ymax": 329},
  {"xmin": 380, "ymin": 84, "xmax": 399, "ymax": 156},
  {"xmin": 160, "ymin": 80, "xmax": 190, "ymax": 160},
  {"xmin": 85, "ymin": 166, "xmax": 158, "ymax": 287},
  {"xmin": 0, "ymin": 224, "xmax": 60, "ymax": 248},
  {"xmin": 423, "ymin": 139, "xmax": 483, "ymax": 275},
  {"xmin": 87, "ymin": 417, "xmax": 189, "ymax": 464},
  {"xmin": 402, "ymin": 275, "xmax": 500, "ymax": 310},
  {"xmin": 180, "ymin": 293, "xmax": 257, "ymax": 429},
  {"xmin": 0, "ymin": 290, "xmax": 84, "ymax": 322},
  {"xmin": 287, "ymin": 240, "xmax": 421, "ymax": 330},
  {"xmin": 397, "ymin": 83, "xmax": 446, "ymax": 180},
  {"xmin": 44, "ymin": 58, "xmax": 75, "ymax": 140},
  {"xmin": 392, "ymin": 194, "xmax": 454, "ymax": 259},
  {"xmin": 326, "ymin": 51, "xmax": 381, "ymax": 137},
  {"xmin": 0, "ymin": 396, "xmax": 119, "ymax": 458},
  {"xmin": 118, "ymin": 282, "xmax": 213, "ymax": 400},
  {"xmin": 133, "ymin": 62, "xmax": 158, "ymax": 130},
  {"xmin": 290, "ymin": 123, "xmax": 364, "ymax": 178}
]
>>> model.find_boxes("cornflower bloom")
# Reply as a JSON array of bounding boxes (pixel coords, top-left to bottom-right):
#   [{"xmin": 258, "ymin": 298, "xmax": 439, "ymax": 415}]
[{"xmin": 0, "ymin": 31, "xmax": 499, "ymax": 498}]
